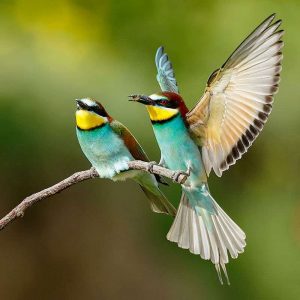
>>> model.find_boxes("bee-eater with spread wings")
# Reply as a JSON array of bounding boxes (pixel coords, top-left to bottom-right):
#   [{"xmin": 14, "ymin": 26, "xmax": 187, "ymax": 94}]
[{"xmin": 129, "ymin": 14, "xmax": 284, "ymax": 284}]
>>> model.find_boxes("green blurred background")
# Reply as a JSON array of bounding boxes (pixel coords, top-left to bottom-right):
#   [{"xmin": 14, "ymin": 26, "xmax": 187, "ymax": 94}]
[{"xmin": 0, "ymin": 0, "xmax": 299, "ymax": 299}]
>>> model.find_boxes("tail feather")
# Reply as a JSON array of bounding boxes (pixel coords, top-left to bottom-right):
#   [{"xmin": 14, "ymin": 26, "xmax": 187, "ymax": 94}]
[
  {"xmin": 179, "ymin": 200, "xmax": 190, "ymax": 248},
  {"xmin": 198, "ymin": 212, "xmax": 210, "ymax": 259},
  {"xmin": 189, "ymin": 207, "xmax": 200, "ymax": 255},
  {"xmin": 215, "ymin": 263, "xmax": 224, "ymax": 285},
  {"xmin": 215, "ymin": 261, "xmax": 230, "ymax": 285},
  {"xmin": 211, "ymin": 215, "xmax": 229, "ymax": 263},
  {"xmin": 220, "ymin": 261, "xmax": 230, "ymax": 285},
  {"xmin": 216, "ymin": 202, "xmax": 246, "ymax": 240},
  {"xmin": 167, "ymin": 200, "xmax": 183, "ymax": 237},
  {"xmin": 140, "ymin": 185, "xmax": 176, "ymax": 217},
  {"xmin": 167, "ymin": 190, "xmax": 246, "ymax": 285}
]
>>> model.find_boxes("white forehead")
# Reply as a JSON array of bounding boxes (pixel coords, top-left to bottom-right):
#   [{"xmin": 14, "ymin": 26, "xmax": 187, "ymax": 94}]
[
  {"xmin": 149, "ymin": 93, "xmax": 168, "ymax": 100},
  {"xmin": 80, "ymin": 98, "xmax": 97, "ymax": 107}
]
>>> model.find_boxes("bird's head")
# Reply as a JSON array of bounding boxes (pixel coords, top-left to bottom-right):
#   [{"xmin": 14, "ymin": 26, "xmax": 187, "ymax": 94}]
[
  {"xmin": 76, "ymin": 98, "xmax": 112, "ymax": 130},
  {"xmin": 129, "ymin": 92, "xmax": 188, "ymax": 123}
]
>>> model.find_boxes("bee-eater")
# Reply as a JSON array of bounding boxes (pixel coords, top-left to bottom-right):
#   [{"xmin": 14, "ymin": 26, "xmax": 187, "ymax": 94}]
[
  {"xmin": 75, "ymin": 98, "xmax": 176, "ymax": 216},
  {"xmin": 130, "ymin": 14, "xmax": 283, "ymax": 284}
]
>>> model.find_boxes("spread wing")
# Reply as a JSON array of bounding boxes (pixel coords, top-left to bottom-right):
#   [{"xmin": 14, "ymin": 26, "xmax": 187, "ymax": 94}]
[
  {"xmin": 186, "ymin": 14, "xmax": 284, "ymax": 177},
  {"xmin": 155, "ymin": 46, "xmax": 179, "ymax": 93}
]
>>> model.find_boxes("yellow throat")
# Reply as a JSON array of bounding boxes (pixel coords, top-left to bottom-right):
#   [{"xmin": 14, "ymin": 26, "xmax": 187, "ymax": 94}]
[
  {"xmin": 76, "ymin": 110, "xmax": 106, "ymax": 130},
  {"xmin": 147, "ymin": 106, "xmax": 178, "ymax": 122}
]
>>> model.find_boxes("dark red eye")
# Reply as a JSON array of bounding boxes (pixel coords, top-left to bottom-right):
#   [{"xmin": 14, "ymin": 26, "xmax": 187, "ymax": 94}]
[{"xmin": 160, "ymin": 100, "xmax": 169, "ymax": 106}]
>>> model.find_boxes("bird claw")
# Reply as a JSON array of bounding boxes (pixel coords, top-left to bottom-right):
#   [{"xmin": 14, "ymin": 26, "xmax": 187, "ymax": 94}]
[
  {"xmin": 147, "ymin": 161, "xmax": 157, "ymax": 173},
  {"xmin": 171, "ymin": 170, "xmax": 188, "ymax": 184},
  {"xmin": 186, "ymin": 165, "xmax": 192, "ymax": 176},
  {"xmin": 90, "ymin": 167, "xmax": 99, "ymax": 178},
  {"xmin": 172, "ymin": 165, "xmax": 192, "ymax": 184}
]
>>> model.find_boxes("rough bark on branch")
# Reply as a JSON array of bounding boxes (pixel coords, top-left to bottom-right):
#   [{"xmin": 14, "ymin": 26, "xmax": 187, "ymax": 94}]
[{"xmin": 0, "ymin": 160, "xmax": 188, "ymax": 231}]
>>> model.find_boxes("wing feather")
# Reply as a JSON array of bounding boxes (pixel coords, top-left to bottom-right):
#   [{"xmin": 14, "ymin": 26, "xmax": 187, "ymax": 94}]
[
  {"xmin": 110, "ymin": 120, "xmax": 150, "ymax": 162},
  {"xmin": 155, "ymin": 46, "xmax": 179, "ymax": 93},
  {"xmin": 186, "ymin": 14, "xmax": 284, "ymax": 176},
  {"xmin": 110, "ymin": 120, "xmax": 168, "ymax": 185}
]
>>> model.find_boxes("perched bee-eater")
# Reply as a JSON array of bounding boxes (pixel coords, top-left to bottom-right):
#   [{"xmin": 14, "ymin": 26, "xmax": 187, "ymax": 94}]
[
  {"xmin": 130, "ymin": 14, "xmax": 283, "ymax": 284},
  {"xmin": 75, "ymin": 98, "xmax": 176, "ymax": 216}
]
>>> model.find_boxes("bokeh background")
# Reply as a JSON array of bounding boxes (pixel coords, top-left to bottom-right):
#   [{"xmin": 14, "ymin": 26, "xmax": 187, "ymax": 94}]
[{"xmin": 0, "ymin": 0, "xmax": 299, "ymax": 299}]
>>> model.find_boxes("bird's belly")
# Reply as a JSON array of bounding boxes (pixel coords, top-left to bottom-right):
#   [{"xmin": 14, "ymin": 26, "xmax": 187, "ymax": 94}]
[
  {"xmin": 153, "ymin": 118, "xmax": 205, "ymax": 183},
  {"xmin": 77, "ymin": 127, "xmax": 134, "ymax": 179},
  {"xmin": 160, "ymin": 138, "xmax": 200, "ymax": 171}
]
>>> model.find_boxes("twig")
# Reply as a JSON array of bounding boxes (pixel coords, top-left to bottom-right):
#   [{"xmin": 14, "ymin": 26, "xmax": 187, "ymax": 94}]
[{"xmin": 0, "ymin": 160, "xmax": 188, "ymax": 231}]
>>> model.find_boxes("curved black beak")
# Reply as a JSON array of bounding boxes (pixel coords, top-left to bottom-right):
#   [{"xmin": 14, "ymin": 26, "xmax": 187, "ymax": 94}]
[
  {"xmin": 128, "ymin": 94, "xmax": 154, "ymax": 105},
  {"xmin": 76, "ymin": 99, "xmax": 86, "ymax": 110}
]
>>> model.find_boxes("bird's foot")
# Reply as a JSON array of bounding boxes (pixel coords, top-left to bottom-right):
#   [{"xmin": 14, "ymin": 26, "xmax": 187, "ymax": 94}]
[
  {"xmin": 90, "ymin": 167, "xmax": 99, "ymax": 178},
  {"xmin": 172, "ymin": 165, "xmax": 192, "ymax": 184},
  {"xmin": 147, "ymin": 161, "xmax": 158, "ymax": 173},
  {"xmin": 171, "ymin": 170, "xmax": 189, "ymax": 185},
  {"xmin": 186, "ymin": 164, "xmax": 192, "ymax": 176}
]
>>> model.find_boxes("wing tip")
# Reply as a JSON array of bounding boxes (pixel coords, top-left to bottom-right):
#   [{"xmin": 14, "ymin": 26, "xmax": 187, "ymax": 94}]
[
  {"xmin": 156, "ymin": 46, "xmax": 169, "ymax": 69},
  {"xmin": 155, "ymin": 46, "xmax": 165, "ymax": 59},
  {"xmin": 260, "ymin": 13, "xmax": 277, "ymax": 28},
  {"xmin": 273, "ymin": 19, "xmax": 282, "ymax": 26},
  {"xmin": 157, "ymin": 45, "xmax": 164, "ymax": 52},
  {"xmin": 269, "ymin": 13, "xmax": 276, "ymax": 19},
  {"xmin": 155, "ymin": 46, "xmax": 164, "ymax": 67},
  {"xmin": 267, "ymin": 13, "xmax": 276, "ymax": 23}
]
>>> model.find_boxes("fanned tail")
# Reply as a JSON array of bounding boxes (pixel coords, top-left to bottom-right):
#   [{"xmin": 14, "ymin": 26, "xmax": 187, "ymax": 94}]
[{"xmin": 167, "ymin": 190, "xmax": 246, "ymax": 284}]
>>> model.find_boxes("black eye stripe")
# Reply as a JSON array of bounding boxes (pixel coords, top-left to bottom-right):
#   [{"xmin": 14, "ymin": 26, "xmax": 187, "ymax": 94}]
[
  {"xmin": 157, "ymin": 99, "xmax": 178, "ymax": 108},
  {"xmin": 78, "ymin": 101, "xmax": 108, "ymax": 117},
  {"xmin": 89, "ymin": 106, "xmax": 106, "ymax": 116}
]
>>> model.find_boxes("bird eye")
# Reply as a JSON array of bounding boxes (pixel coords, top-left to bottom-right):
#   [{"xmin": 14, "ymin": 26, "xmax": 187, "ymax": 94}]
[{"xmin": 160, "ymin": 100, "xmax": 169, "ymax": 106}]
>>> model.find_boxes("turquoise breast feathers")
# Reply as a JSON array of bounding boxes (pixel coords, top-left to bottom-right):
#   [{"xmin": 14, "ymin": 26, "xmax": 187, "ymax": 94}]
[{"xmin": 77, "ymin": 124, "xmax": 133, "ymax": 179}]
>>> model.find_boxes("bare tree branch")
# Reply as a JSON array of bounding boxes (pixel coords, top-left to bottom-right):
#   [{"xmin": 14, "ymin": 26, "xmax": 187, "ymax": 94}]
[{"xmin": 0, "ymin": 160, "xmax": 188, "ymax": 231}]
